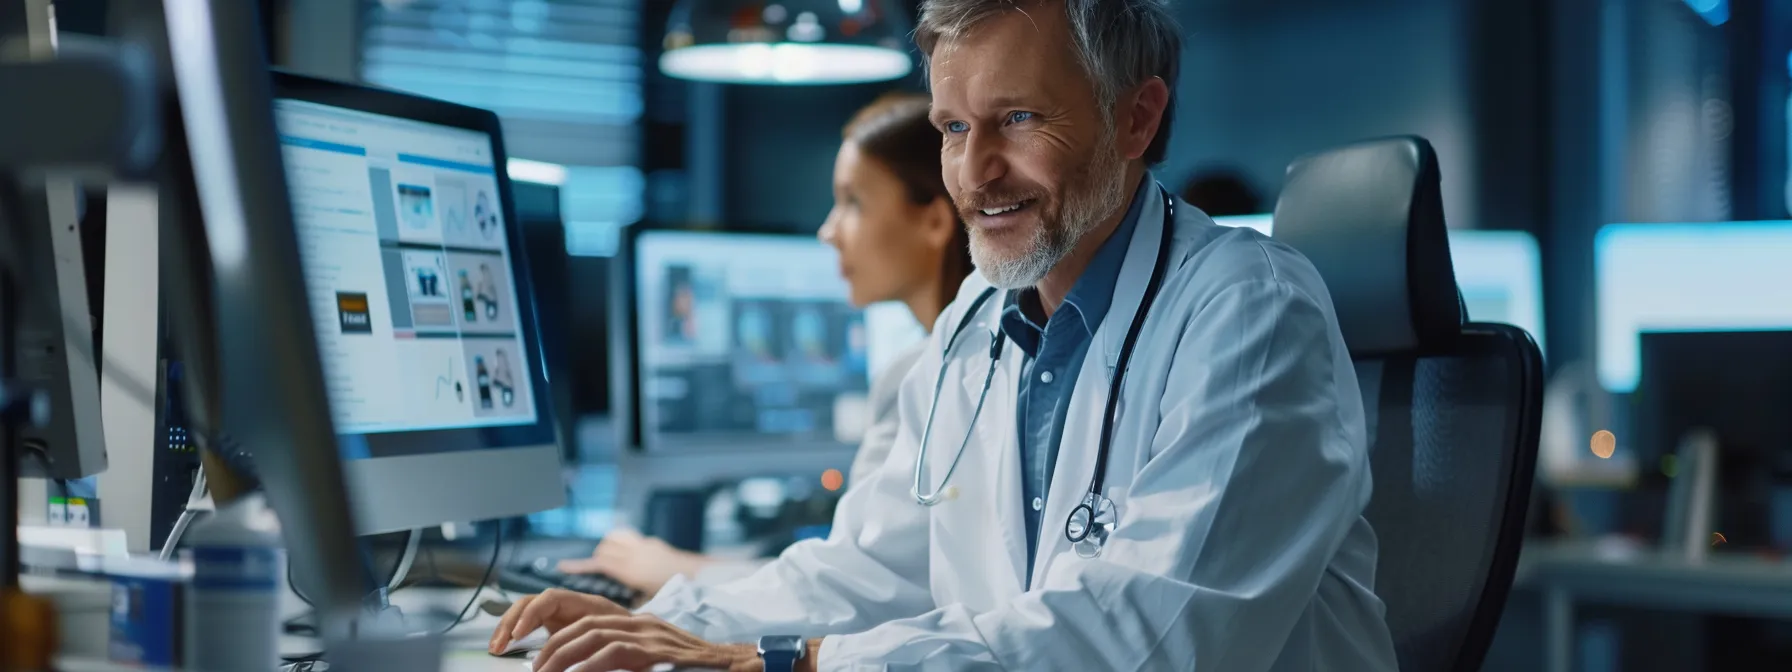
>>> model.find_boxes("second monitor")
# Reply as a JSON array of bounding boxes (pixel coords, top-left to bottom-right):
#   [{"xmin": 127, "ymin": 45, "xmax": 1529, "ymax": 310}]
[{"xmin": 615, "ymin": 228, "xmax": 923, "ymax": 452}]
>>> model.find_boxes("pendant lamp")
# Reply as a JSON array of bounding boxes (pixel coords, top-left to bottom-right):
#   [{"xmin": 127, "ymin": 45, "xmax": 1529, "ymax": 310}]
[{"xmin": 660, "ymin": 0, "xmax": 914, "ymax": 85}]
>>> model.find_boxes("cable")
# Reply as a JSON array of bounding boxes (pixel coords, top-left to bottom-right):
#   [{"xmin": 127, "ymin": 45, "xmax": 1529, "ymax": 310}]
[
  {"xmin": 444, "ymin": 519, "xmax": 504, "ymax": 635},
  {"xmin": 287, "ymin": 557, "xmax": 314, "ymax": 609},
  {"xmin": 157, "ymin": 465, "xmax": 210, "ymax": 561},
  {"xmin": 386, "ymin": 528, "xmax": 421, "ymax": 591}
]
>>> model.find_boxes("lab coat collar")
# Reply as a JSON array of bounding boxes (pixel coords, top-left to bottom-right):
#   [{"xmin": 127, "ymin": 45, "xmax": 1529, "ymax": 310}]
[{"xmin": 1100, "ymin": 173, "xmax": 1172, "ymax": 370}]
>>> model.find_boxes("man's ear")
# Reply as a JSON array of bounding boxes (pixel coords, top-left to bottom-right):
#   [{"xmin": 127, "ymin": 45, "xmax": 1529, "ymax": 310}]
[{"xmin": 1120, "ymin": 77, "xmax": 1171, "ymax": 161}]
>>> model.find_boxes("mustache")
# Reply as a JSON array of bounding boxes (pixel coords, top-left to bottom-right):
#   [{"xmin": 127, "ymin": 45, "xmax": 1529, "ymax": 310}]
[{"xmin": 956, "ymin": 188, "xmax": 1046, "ymax": 213}]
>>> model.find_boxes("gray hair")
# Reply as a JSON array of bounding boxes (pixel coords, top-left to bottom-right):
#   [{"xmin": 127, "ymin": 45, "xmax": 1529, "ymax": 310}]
[{"xmin": 914, "ymin": 0, "xmax": 1182, "ymax": 164}]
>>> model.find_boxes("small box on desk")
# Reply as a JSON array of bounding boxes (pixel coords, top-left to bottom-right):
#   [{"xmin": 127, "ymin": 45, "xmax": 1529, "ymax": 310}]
[{"xmin": 97, "ymin": 557, "xmax": 190, "ymax": 667}]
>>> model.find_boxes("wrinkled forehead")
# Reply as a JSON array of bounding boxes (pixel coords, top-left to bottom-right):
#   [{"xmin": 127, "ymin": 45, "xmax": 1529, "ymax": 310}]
[{"xmin": 926, "ymin": 9, "xmax": 1084, "ymax": 102}]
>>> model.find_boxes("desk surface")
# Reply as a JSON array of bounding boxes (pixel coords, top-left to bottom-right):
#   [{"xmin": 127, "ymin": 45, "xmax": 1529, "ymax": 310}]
[
  {"xmin": 292, "ymin": 586, "xmax": 524, "ymax": 672},
  {"xmin": 1516, "ymin": 538, "xmax": 1792, "ymax": 618}
]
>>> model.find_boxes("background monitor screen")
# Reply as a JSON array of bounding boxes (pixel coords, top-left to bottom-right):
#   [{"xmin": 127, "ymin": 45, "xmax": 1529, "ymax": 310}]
[
  {"xmin": 1595, "ymin": 222, "xmax": 1792, "ymax": 393},
  {"xmin": 632, "ymin": 230, "xmax": 911, "ymax": 450},
  {"xmin": 1210, "ymin": 213, "xmax": 1274, "ymax": 236},
  {"xmin": 1449, "ymin": 229, "xmax": 1546, "ymax": 355},
  {"xmin": 275, "ymin": 99, "xmax": 540, "ymax": 446}
]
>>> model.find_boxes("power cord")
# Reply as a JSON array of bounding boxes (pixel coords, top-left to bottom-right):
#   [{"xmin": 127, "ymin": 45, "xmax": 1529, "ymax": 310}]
[
  {"xmin": 386, "ymin": 528, "xmax": 422, "ymax": 591},
  {"xmin": 284, "ymin": 522, "xmax": 504, "ymax": 638},
  {"xmin": 445, "ymin": 519, "xmax": 505, "ymax": 634},
  {"xmin": 157, "ymin": 465, "xmax": 209, "ymax": 561}
]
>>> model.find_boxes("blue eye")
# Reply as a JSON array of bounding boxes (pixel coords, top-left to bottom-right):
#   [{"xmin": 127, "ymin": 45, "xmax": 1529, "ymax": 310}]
[
  {"xmin": 1007, "ymin": 111, "xmax": 1034, "ymax": 124},
  {"xmin": 945, "ymin": 121, "xmax": 969, "ymax": 134}
]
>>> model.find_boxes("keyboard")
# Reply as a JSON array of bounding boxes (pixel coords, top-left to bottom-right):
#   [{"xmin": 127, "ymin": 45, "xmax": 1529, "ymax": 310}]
[{"xmin": 497, "ymin": 556, "xmax": 639, "ymax": 605}]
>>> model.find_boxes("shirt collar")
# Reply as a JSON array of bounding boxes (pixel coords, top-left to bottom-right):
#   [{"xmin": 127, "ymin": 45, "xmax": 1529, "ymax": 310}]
[{"xmin": 998, "ymin": 176, "xmax": 1155, "ymax": 356}]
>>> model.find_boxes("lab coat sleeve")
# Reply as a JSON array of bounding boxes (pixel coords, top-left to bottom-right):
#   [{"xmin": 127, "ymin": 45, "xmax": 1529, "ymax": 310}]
[
  {"xmin": 818, "ymin": 278, "xmax": 1372, "ymax": 671},
  {"xmin": 635, "ymin": 337, "xmax": 943, "ymax": 643}
]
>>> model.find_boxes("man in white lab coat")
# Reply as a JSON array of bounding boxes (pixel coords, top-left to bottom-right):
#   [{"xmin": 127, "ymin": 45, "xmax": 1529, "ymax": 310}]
[{"xmin": 489, "ymin": 0, "xmax": 1400, "ymax": 669}]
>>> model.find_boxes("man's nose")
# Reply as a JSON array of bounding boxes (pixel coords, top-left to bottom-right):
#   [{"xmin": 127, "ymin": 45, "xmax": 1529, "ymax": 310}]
[{"xmin": 958, "ymin": 129, "xmax": 1007, "ymax": 193}]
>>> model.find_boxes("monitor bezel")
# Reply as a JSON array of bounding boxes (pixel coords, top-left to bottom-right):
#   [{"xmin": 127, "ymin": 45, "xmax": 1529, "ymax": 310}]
[
  {"xmin": 271, "ymin": 70, "xmax": 563, "ymax": 534},
  {"xmin": 611, "ymin": 222, "xmax": 864, "ymax": 455}
]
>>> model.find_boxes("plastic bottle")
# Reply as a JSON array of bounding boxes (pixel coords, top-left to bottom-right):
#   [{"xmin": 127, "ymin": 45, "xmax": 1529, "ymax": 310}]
[{"xmin": 180, "ymin": 491, "xmax": 285, "ymax": 672}]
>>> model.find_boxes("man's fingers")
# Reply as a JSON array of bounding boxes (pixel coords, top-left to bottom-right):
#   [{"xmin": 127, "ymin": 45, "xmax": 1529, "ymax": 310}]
[
  {"xmin": 489, "ymin": 595, "xmax": 535, "ymax": 653},
  {"xmin": 512, "ymin": 589, "xmax": 573, "ymax": 639},
  {"xmin": 537, "ymin": 616, "xmax": 649, "ymax": 664},
  {"xmin": 585, "ymin": 641, "xmax": 650, "ymax": 672},
  {"xmin": 533, "ymin": 630, "xmax": 619, "ymax": 672}
]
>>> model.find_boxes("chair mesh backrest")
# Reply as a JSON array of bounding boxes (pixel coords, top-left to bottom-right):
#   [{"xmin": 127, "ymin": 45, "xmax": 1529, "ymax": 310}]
[{"xmin": 1357, "ymin": 325, "xmax": 1542, "ymax": 672}]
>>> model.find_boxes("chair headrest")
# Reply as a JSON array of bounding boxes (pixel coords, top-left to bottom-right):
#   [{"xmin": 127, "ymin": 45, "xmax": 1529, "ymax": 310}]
[{"xmin": 1273, "ymin": 136, "xmax": 1462, "ymax": 357}]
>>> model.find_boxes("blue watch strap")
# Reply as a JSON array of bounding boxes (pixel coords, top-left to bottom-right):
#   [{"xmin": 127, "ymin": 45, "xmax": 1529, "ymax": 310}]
[{"xmin": 760, "ymin": 649, "xmax": 799, "ymax": 672}]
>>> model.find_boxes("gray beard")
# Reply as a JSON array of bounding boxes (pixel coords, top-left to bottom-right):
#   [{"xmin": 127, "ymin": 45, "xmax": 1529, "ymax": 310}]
[{"xmin": 970, "ymin": 144, "xmax": 1130, "ymax": 290}]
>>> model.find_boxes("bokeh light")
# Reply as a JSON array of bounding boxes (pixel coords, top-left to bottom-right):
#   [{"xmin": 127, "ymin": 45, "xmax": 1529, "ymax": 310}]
[{"xmin": 1590, "ymin": 429, "xmax": 1617, "ymax": 459}]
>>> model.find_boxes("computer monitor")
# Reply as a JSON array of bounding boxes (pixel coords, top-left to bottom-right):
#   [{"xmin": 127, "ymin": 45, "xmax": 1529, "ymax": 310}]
[
  {"xmin": 270, "ymin": 72, "xmax": 564, "ymax": 535},
  {"xmin": 615, "ymin": 228, "xmax": 907, "ymax": 452},
  {"xmin": 512, "ymin": 179, "xmax": 578, "ymax": 456},
  {"xmin": 1210, "ymin": 213, "xmax": 1273, "ymax": 237},
  {"xmin": 1214, "ymin": 215, "xmax": 1546, "ymax": 352},
  {"xmin": 1633, "ymin": 330, "xmax": 1792, "ymax": 550},
  {"xmin": 1595, "ymin": 222, "xmax": 1792, "ymax": 393},
  {"xmin": 1448, "ymin": 229, "xmax": 1546, "ymax": 355}
]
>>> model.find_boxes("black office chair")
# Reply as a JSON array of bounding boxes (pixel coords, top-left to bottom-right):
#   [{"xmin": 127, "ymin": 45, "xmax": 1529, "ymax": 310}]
[{"xmin": 1272, "ymin": 137, "xmax": 1544, "ymax": 672}]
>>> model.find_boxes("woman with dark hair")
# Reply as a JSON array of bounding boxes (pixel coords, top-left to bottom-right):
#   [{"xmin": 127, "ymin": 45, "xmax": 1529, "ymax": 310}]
[{"xmin": 557, "ymin": 92, "xmax": 973, "ymax": 598}]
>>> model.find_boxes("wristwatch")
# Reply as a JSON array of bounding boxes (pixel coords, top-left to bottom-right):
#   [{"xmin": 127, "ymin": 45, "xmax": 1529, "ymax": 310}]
[{"xmin": 757, "ymin": 635, "xmax": 806, "ymax": 672}]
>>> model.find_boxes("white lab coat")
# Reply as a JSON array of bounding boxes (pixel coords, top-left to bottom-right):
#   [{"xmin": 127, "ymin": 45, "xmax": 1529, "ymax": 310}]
[{"xmin": 640, "ymin": 182, "xmax": 1400, "ymax": 671}]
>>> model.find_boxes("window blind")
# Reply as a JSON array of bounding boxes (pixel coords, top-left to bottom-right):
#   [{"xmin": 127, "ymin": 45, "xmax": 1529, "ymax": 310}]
[{"xmin": 361, "ymin": 0, "xmax": 643, "ymax": 255}]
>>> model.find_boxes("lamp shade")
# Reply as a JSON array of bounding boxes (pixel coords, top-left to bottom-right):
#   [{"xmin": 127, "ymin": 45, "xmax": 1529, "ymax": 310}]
[{"xmin": 660, "ymin": 0, "xmax": 914, "ymax": 85}]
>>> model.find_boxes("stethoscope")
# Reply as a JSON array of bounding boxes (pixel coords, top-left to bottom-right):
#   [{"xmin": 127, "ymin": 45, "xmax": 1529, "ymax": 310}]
[{"xmin": 910, "ymin": 185, "xmax": 1177, "ymax": 560}]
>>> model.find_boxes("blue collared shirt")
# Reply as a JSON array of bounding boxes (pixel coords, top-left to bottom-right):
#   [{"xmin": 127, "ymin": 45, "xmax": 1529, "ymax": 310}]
[{"xmin": 999, "ymin": 177, "xmax": 1152, "ymax": 579}]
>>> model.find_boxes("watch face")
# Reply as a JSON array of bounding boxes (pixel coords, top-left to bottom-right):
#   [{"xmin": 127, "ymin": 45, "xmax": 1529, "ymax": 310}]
[{"xmin": 758, "ymin": 635, "xmax": 805, "ymax": 654}]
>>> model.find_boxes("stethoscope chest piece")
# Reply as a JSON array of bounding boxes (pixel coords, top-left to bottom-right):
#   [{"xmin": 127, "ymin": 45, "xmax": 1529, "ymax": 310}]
[{"xmin": 1066, "ymin": 492, "xmax": 1118, "ymax": 559}]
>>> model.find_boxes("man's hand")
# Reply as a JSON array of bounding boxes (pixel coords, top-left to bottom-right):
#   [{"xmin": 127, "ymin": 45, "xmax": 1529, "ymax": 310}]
[
  {"xmin": 528, "ymin": 613, "xmax": 760, "ymax": 672},
  {"xmin": 487, "ymin": 588, "xmax": 627, "ymax": 655}
]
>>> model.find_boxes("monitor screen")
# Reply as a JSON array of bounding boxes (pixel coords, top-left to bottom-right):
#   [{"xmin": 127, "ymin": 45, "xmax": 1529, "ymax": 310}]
[
  {"xmin": 631, "ymin": 230, "xmax": 895, "ymax": 451},
  {"xmin": 269, "ymin": 72, "xmax": 562, "ymax": 536},
  {"xmin": 274, "ymin": 99, "xmax": 539, "ymax": 443},
  {"xmin": 1210, "ymin": 213, "xmax": 1273, "ymax": 236},
  {"xmin": 1596, "ymin": 222, "xmax": 1792, "ymax": 393},
  {"xmin": 1448, "ymin": 230, "xmax": 1545, "ymax": 355}
]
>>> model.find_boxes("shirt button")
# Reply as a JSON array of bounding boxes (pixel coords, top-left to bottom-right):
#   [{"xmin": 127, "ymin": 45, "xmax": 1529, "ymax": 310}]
[
  {"xmin": 1040, "ymin": 370, "xmax": 1054, "ymax": 384},
  {"xmin": 1031, "ymin": 497, "xmax": 1044, "ymax": 511}
]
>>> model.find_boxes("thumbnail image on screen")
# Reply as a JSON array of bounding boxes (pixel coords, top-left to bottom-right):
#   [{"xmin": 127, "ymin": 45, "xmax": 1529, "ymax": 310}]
[{"xmin": 635, "ymin": 231, "xmax": 873, "ymax": 450}]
